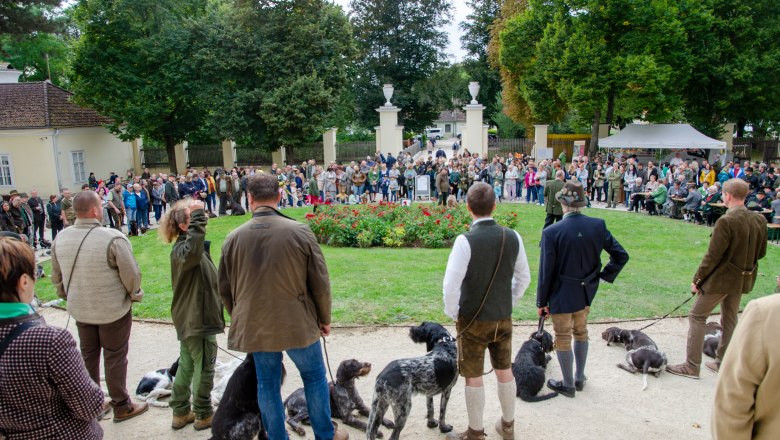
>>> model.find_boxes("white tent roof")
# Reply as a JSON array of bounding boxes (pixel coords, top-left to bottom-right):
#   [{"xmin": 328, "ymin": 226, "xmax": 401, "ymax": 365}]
[{"xmin": 599, "ymin": 123, "xmax": 726, "ymax": 149}]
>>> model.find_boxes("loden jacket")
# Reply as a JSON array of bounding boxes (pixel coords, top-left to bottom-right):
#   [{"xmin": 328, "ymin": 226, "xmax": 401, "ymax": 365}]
[
  {"xmin": 218, "ymin": 206, "xmax": 331, "ymax": 352},
  {"xmin": 170, "ymin": 209, "xmax": 225, "ymax": 341},
  {"xmin": 693, "ymin": 205, "xmax": 767, "ymax": 295}
]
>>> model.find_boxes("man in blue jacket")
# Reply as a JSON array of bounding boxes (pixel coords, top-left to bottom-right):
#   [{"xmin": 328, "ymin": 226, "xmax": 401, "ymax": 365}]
[{"xmin": 537, "ymin": 181, "xmax": 629, "ymax": 397}]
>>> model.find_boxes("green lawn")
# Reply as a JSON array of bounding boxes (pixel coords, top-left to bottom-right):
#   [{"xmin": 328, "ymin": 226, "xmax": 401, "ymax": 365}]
[{"xmin": 35, "ymin": 204, "xmax": 780, "ymax": 324}]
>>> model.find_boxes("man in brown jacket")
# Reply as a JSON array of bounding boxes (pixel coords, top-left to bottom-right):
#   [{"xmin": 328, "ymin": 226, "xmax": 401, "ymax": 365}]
[
  {"xmin": 218, "ymin": 173, "xmax": 348, "ymax": 440},
  {"xmin": 436, "ymin": 168, "xmax": 450, "ymax": 206},
  {"xmin": 667, "ymin": 179, "xmax": 767, "ymax": 379}
]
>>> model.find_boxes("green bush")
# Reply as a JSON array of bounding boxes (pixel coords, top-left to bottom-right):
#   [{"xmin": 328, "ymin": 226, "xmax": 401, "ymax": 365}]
[{"xmin": 306, "ymin": 203, "xmax": 519, "ymax": 248}]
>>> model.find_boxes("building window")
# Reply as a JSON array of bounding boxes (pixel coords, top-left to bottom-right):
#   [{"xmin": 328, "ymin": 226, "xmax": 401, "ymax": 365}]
[
  {"xmin": 445, "ymin": 123, "xmax": 452, "ymax": 133},
  {"xmin": 71, "ymin": 150, "xmax": 86, "ymax": 183},
  {"xmin": 0, "ymin": 154, "xmax": 13, "ymax": 187}
]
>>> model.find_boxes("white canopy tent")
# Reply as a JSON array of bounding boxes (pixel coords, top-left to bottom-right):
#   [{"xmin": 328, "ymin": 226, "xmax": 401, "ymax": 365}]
[{"xmin": 599, "ymin": 124, "xmax": 726, "ymax": 149}]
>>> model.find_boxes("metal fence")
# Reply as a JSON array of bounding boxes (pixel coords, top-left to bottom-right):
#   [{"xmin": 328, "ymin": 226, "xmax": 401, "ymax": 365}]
[
  {"xmin": 733, "ymin": 137, "xmax": 779, "ymax": 162},
  {"xmin": 336, "ymin": 141, "xmax": 374, "ymax": 163},
  {"xmin": 140, "ymin": 148, "xmax": 169, "ymax": 168},
  {"xmin": 234, "ymin": 145, "xmax": 273, "ymax": 167},
  {"xmin": 488, "ymin": 138, "xmax": 535, "ymax": 157},
  {"xmin": 187, "ymin": 144, "xmax": 223, "ymax": 168},
  {"xmin": 287, "ymin": 142, "xmax": 324, "ymax": 165}
]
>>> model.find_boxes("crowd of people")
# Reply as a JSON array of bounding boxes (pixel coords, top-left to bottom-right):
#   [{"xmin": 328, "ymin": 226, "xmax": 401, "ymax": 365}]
[{"xmin": 4, "ymin": 148, "xmax": 777, "ymax": 250}]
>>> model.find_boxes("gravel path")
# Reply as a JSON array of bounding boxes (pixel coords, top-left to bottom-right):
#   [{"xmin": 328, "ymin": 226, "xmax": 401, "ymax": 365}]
[{"xmin": 38, "ymin": 308, "xmax": 719, "ymax": 440}]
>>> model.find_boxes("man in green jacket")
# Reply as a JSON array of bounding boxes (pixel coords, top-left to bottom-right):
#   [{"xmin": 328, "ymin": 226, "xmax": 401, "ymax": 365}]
[
  {"xmin": 543, "ymin": 171, "xmax": 565, "ymax": 228},
  {"xmin": 645, "ymin": 183, "xmax": 667, "ymax": 215},
  {"xmin": 606, "ymin": 165, "xmax": 622, "ymax": 208},
  {"xmin": 667, "ymin": 179, "xmax": 767, "ymax": 379}
]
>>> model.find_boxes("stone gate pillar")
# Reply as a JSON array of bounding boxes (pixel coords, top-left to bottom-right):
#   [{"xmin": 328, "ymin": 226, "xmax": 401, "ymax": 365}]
[
  {"xmin": 222, "ymin": 140, "xmax": 235, "ymax": 170},
  {"xmin": 376, "ymin": 84, "xmax": 402, "ymax": 154},
  {"xmin": 464, "ymin": 81, "xmax": 487, "ymax": 158},
  {"xmin": 323, "ymin": 128, "xmax": 338, "ymax": 165},
  {"xmin": 533, "ymin": 125, "xmax": 550, "ymax": 160}
]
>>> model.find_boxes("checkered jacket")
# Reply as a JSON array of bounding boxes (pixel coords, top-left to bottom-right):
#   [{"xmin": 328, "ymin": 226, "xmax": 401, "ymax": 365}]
[{"xmin": 0, "ymin": 314, "xmax": 104, "ymax": 439}]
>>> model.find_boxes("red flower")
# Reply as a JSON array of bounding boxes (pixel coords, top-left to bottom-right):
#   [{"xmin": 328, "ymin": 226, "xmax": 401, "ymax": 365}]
[
  {"xmin": 352, "ymin": 210, "xmax": 360, "ymax": 216},
  {"xmin": 422, "ymin": 210, "xmax": 431, "ymax": 217},
  {"xmin": 435, "ymin": 219, "xmax": 441, "ymax": 225},
  {"xmin": 351, "ymin": 222, "xmax": 357, "ymax": 229},
  {"xmin": 305, "ymin": 213, "xmax": 315, "ymax": 220},
  {"xmin": 513, "ymin": 213, "xmax": 518, "ymax": 217}
]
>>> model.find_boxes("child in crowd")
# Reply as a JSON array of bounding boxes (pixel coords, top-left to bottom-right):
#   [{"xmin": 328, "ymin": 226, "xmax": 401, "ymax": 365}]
[{"xmin": 494, "ymin": 180, "xmax": 502, "ymax": 203}]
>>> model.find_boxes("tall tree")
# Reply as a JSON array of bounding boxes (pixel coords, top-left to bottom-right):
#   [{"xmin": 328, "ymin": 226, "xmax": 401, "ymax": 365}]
[
  {"xmin": 0, "ymin": 0, "xmax": 61, "ymax": 35},
  {"xmin": 70, "ymin": 0, "xmax": 208, "ymax": 174},
  {"xmin": 499, "ymin": 0, "xmax": 691, "ymax": 155},
  {"xmin": 460, "ymin": 0, "xmax": 501, "ymax": 125},
  {"xmin": 682, "ymin": 0, "xmax": 780, "ymax": 138},
  {"xmin": 350, "ymin": 0, "xmax": 452, "ymax": 133},
  {"xmin": 1, "ymin": 32, "xmax": 72, "ymax": 87},
  {"xmin": 191, "ymin": 0, "xmax": 355, "ymax": 155}
]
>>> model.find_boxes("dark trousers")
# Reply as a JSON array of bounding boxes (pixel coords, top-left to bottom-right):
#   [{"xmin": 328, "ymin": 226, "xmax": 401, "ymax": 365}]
[
  {"xmin": 543, "ymin": 213, "xmax": 563, "ymax": 229},
  {"xmin": 33, "ymin": 218, "xmax": 45, "ymax": 244},
  {"xmin": 109, "ymin": 209, "xmax": 122, "ymax": 231},
  {"xmin": 219, "ymin": 193, "xmax": 229, "ymax": 214},
  {"xmin": 76, "ymin": 310, "xmax": 132, "ymax": 407},
  {"xmin": 51, "ymin": 220, "xmax": 63, "ymax": 241},
  {"xmin": 438, "ymin": 191, "xmax": 448, "ymax": 206}
]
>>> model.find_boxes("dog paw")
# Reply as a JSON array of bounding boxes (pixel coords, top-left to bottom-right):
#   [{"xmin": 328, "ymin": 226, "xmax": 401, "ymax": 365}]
[
  {"xmin": 427, "ymin": 419, "xmax": 439, "ymax": 429},
  {"xmin": 294, "ymin": 427, "xmax": 305, "ymax": 436},
  {"xmin": 382, "ymin": 420, "xmax": 395, "ymax": 429},
  {"xmin": 439, "ymin": 423, "xmax": 453, "ymax": 433},
  {"xmin": 377, "ymin": 431, "xmax": 384, "ymax": 439}
]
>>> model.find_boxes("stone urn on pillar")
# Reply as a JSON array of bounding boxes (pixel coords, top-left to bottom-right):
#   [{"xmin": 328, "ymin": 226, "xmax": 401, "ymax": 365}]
[
  {"xmin": 468, "ymin": 81, "xmax": 480, "ymax": 105},
  {"xmin": 382, "ymin": 84, "xmax": 394, "ymax": 107}
]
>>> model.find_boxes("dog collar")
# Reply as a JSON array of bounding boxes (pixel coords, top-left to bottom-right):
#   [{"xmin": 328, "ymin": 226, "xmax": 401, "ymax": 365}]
[{"xmin": 437, "ymin": 336, "xmax": 454, "ymax": 344}]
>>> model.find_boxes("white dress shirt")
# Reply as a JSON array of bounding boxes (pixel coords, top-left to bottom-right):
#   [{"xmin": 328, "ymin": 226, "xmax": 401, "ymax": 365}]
[{"xmin": 442, "ymin": 217, "xmax": 532, "ymax": 319}]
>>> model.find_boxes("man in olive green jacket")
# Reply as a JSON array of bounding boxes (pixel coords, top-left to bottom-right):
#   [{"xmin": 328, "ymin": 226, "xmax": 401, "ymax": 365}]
[
  {"xmin": 218, "ymin": 173, "xmax": 347, "ymax": 440},
  {"xmin": 667, "ymin": 179, "xmax": 767, "ymax": 379},
  {"xmin": 543, "ymin": 170, "xmax": 565, "ymax": 228},
  {"xmin": 605, "ymin": 166, "xmax": 622, "ymax": 208}
]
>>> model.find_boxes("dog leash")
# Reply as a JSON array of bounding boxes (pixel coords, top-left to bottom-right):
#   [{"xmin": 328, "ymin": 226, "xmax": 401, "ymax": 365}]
[
  {"xmin": 637, "ymin": 294, "xmax": 696, "ymax": 332},
  {"xmin": 321, "ymin": 336, "xmax": 335, "ymax": 383}
]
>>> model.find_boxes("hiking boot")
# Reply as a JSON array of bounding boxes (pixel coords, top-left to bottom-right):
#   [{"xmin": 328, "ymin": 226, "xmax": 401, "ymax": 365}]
[
  {"xmin": 333, "ymin": 427, "xmax": 350, "ymax": 440},
  {"xmin": 446, "ymin": 427, "xmax": 487, "ymax": 440},
  {"xmin": 705, "ymin": 360, "xmax": 720, "ymax": 374},
  {"xmin": 113, "ymin": 401, "xmax": 148, "ymax": 423},
  {"xmin": 172, "ymin": 412, "xmax": 195, "ymax": 430},
  {"xmin": 575, "ymin": 377, "xmax": 587, "ymax": 392},
  {"xmin": 666, "ymin": 363, "xmax": 700, "ymax": 379},
  {"xmin": 495, "ymin": 418, "xmax": 514, "ymax": 440},
  {"xmin": 194, "ymin": 414, "xmax": 212, "ymax": 431},
  {"xmin": 547, "ymin": 379, "xmax": 575, "ymax": 398}
]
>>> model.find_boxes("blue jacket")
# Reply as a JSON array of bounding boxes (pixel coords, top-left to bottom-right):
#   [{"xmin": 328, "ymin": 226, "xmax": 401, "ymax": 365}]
[
  {"xmin": 136, "ymin": 190, "xmax": 149, "ymax": 210},
  {"xmin": 537, "ymin": 213, "xmax": 629, "ymax": 314},
  {"xmin": 123, "ymin": 190, "xmax": 137, "ymax": 209}
]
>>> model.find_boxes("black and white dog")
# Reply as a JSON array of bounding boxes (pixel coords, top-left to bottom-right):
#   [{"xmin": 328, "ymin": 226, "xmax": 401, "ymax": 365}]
[
  {"xmin": 367, "ymin": 322, "xmax": 458, "ymax": 440},
  {"xmin": 285, "ymin": 359, "xmax": 392, "ymax": 437},
  {"xmin": 135, "ymin": 359, "xmax": 179, "ymax": 407},
  {"xmin": 603, "ymin": 327, "xmax": 667, "ymax": 390},
  {"xmin": 210, "ymin": 355, "xmax": 286, "ymax": 440},
  {"xmin": 512, "ymin": 330, "xmax": 558, "ymax": 402},
  {"xmin": 704, "ymin": 322, "xmax": 722, "ymax": 359}
]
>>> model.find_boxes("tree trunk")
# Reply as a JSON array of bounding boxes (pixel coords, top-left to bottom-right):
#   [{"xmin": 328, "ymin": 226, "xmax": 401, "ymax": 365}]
[
  {"xmin": 736, "ymin": 118, "xmax": 747, "ymax": 138},
  {"xmin": 589, "ymin": 108, "xmax": 601, "ymax": 158},
  {"xmin": 605, "ymin": 90, "xmax": 615, "ymax": 127},
  {"xmin": 165, "ymin": 137, "xmax": 178, "ymax": 175}
]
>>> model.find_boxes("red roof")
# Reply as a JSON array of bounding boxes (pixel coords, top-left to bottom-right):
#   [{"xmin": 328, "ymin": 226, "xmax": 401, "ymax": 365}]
[{"xmin": 0, "ymin": 81, "xmax": 113, "ymax": 130}]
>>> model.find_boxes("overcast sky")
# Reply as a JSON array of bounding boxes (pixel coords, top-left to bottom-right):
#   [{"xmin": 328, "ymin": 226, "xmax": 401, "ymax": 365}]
[{"xmin": 331, "ymin": 0, "xmax": 471, "ymax": 62}]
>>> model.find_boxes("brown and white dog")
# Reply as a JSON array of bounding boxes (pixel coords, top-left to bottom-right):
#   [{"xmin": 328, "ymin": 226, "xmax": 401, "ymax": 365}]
[{"xmin": 602, "ymin": 327, "xmax": 667, "ymax": 390}]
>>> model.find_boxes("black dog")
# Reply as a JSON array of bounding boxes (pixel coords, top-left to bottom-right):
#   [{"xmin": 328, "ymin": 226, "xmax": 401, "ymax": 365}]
[
  {"xmin": 602, "ymin": 327, "xmax": 657, "ymax": 351},
  {"xmin": 704, "ymin": 322, "xmax": 722, "ymax": 359},
  {"xmin": 367, "ymin": 322, "xmax": 458, "ymax": 440},
  {"xmin": 512, "ymin": 331, "xmax": 558, "ymax": 402},
  {"xmin": 604, "ymin": 327, "xmax": 667, "ymax": 390},
  {"xmin": 210, "ymin": 356, "xmax": 286, "ymax": 440},
  {"xmin": 285, "ymin": 359, "xmax": 392, "ymax": 437},
  {"xmin": 135, "ymin": 359, "xmax": 179, "ymax": 407}
]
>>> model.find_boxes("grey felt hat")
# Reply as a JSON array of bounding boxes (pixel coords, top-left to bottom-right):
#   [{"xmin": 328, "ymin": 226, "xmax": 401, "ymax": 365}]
[{"xmin": 556, "ymin": 181, "xmax": 588, "ymax": 208}]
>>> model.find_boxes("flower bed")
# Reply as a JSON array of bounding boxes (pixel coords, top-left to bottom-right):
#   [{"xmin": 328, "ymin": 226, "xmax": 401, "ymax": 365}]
[{"xmin": 306, "ymin": 203, "xmax": 519, "ymax": 248}]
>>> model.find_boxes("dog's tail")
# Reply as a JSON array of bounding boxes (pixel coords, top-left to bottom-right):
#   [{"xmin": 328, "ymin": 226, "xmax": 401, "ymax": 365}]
[
  {"xmin": 642, "ymin": 360, "xmax": 651, "ymax": 391},
  {"xmin": 518, "ymin": 390, "xmax": 559, "ymax": 402}
]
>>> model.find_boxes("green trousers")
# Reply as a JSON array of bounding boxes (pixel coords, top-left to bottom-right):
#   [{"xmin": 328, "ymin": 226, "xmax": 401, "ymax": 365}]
[
  {"xmin": 170, "ymin": 335, "xmax": 217, "ymax": 418},
  {"xmin": 607, "ymin": 186, "xmax": 620, "ymax": 206}
]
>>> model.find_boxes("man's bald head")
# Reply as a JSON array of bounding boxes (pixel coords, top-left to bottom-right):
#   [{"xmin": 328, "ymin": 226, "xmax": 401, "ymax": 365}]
[{"xmin": 74, "ymin": 191, "xmax": 101, "ymax": 218}]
